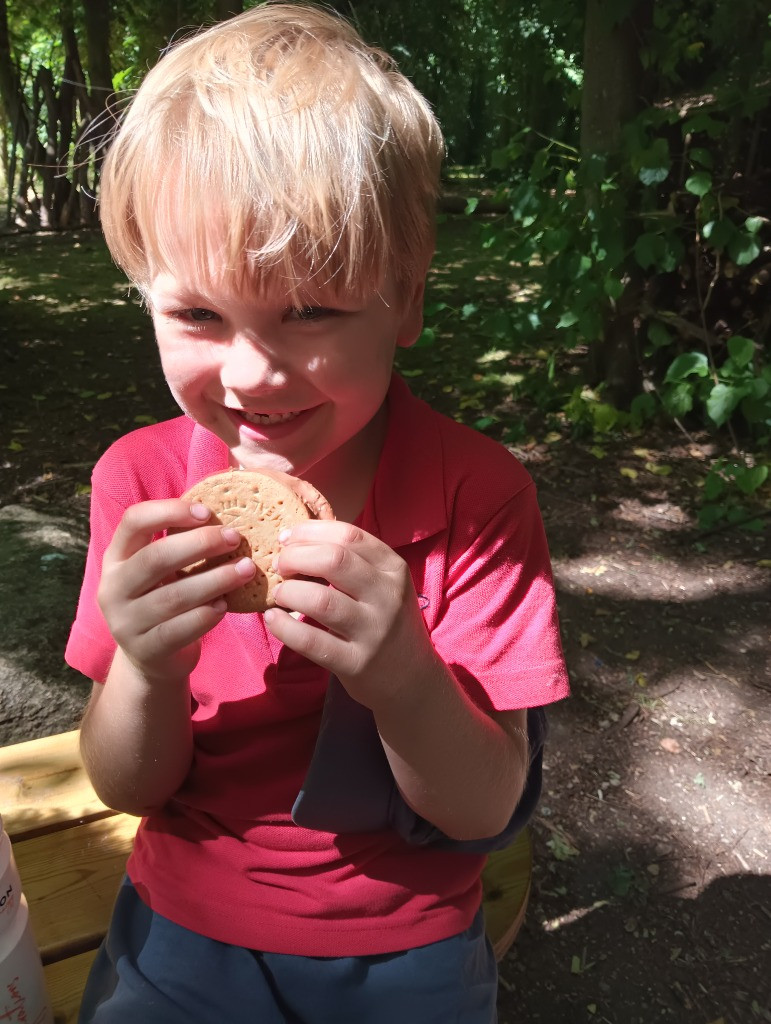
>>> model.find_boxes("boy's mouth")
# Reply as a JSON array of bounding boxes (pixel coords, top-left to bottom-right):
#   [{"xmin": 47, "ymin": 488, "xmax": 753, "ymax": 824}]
[{"xmin": 239, "ymin": 410, "xmax": 302, "ymax": 426}]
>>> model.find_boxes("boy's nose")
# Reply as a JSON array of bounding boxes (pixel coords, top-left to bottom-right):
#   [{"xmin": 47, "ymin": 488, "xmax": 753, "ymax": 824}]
[{"xmin": 220, "ymin": 336, "xmax": 286, "ymax": 392}]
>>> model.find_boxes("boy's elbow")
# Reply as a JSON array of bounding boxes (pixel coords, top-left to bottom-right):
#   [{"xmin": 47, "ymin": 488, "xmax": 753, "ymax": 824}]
[
  {"xmin": 89, "ymin": 781, "xmax": 164, "ymax": 818},
  {"xmin": 437, "ymin": 800, "xmax": 521, "ymax": 844}
]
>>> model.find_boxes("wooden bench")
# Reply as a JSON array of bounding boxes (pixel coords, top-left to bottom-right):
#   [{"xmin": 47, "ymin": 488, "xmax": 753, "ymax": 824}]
[{"xmin": 0, "ymin": 730, "xmax": 530, "ymax": 1022}]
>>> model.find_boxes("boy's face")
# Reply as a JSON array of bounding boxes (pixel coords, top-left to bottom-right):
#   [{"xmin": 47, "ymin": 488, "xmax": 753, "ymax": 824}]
[{"xmin": 148, "ymin": 272, "xmax": 423, "ymax": 482}]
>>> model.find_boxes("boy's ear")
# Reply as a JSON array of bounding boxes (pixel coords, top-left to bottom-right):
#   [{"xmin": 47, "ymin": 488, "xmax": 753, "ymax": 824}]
[{"xmin": 396, "ymin": 278, "xmax": 427, "ymax": 349}]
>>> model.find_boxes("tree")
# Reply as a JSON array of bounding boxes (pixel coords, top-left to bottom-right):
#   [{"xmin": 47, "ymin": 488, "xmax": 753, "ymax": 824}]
[
  {"xmin": 0, "ymin": 0, "xmax": 240, "ymax": 229},
  {"xmin": 579, "ymin": 0, "xmax": 652, "ymax": 404}
]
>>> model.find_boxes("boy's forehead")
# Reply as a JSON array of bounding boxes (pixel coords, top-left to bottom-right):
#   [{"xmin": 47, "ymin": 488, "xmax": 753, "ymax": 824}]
[
  {"xmin": 146, "ymin": 267, "xmax": 386, "ymax": 308},
  {"xmin": 143, "ymin": 192, "xmax": 343, "ymax": 299}
]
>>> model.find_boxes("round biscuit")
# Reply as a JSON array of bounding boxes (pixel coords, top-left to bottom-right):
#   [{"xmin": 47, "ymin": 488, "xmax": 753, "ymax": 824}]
[{"xmin": 178, "ymin": 469, "xmax": 332, "ymax": 613}]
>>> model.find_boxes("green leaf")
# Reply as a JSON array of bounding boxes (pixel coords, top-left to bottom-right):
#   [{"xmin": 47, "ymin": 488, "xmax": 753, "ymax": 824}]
[
  {"xmin": 683, "ymin": 113, "xmax": 725, "ymax": 139},
  {"xmin": 464, "ymin": 197, "xmax": 479, "ymax": 215},
  {"xmin": 688, "ymin": 147, "xmax": 713, "ymax": 168},
  {"xmin": 557, "ymin": 312, "xmax": 579, "ymax": 329},
  {"xmin": 665, "ymin": 352, "xmax": 709, "ymax": 382},
  {"xmin": 685, "ymin": 172, "xmax": 712, "ymax": 197},
  {"xmin": 604, "ymin": 276, "xmax": 625, "ymax": 300},
  {"xmin": 727, "ymin": 335, "xmax": 755, "ymax": 368},
  {"xmin": 702, "ymin": 219, "xmax": 735, "ymax": 250},
  {"xmin": 415, "ymin": 326, "xmax": 436, "ymax": 348},
  {"xmin": 543, "ymin": 228, "xmax": 571, "ymax": 253},
  {"xmin": 630, "ymin": 393, "xmax": 657, "ymax": 422},
  {"xmin": 703, "ymin": 472, "xmax": 725, "ymax": 501},
  {"xmin": 633, "ymin": 232, "xmax": 682, "ymax": 272},
  {"xmin": 735, "ymin": 465, "xmax": 768, "ymax": 495},
  {"xmin": 423, "ymin": 301, "xmax": 448, "ymax": 317},
  {"xmin": 461, "ymin": 303, "xmax": 478, "ymax": 319},
  {"xmin": 706, "ymin": 383, "xmax": 746, "ymax": 426},
  {"xmin": 639, "ymin": 165, "xmax": 669, "ymax": 186},
  {"xmin": 744, "ymin": 216, "xmax": 764, "ymax": 235},
  {"xmin": 728, "ymin": 232, "xmax": 761, "ymax": 266},
  {"xmin": 663, "ymin": 383, "xmax": 694, "ymax": 417},
  {"xmin": 592, "ymin": 403, "xmax": 620, "ymax": 433},
  {"xmin": 634, "ymin": 233, "xmax": 660, "ymax": 269},
  {"xmin": 647, "ymin": 321, "xmax": 672, "ymax": 348}
]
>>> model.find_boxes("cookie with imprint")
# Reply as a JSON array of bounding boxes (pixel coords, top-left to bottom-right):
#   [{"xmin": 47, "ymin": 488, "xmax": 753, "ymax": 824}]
[{"xmin": 178, "ymin": 469, "xmax": 334, "ymax": 613}]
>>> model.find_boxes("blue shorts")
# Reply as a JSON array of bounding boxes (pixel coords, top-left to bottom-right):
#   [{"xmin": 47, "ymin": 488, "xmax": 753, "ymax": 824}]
[{"xmin": 79, "ymin": 877, "xmax": 498, "ymax": 1023}]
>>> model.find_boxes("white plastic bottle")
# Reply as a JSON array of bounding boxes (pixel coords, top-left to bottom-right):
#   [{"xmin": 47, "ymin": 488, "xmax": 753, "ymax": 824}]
[{"xmin": 0, "ymin": 815, "xmax": 54, "ymax": 1024}]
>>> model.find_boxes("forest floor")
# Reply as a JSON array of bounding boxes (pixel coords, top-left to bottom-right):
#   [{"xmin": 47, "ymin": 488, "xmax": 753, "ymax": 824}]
[{"xmin": 1, "ymin": 225, "xmax": 769, "ymax": 1024}]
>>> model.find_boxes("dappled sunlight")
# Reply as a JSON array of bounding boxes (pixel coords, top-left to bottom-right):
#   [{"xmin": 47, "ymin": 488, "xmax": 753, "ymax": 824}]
[
  {"xmin": 509, "ymin": 278, "xmax": 541, "ymax": 302},
  {"xmin": 552, "ymin": 551, "xmax": 769, "ymax": 602}
]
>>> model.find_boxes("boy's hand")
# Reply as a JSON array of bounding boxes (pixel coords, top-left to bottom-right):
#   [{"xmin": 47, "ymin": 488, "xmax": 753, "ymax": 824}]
[
  {"xmin": 264, "ymin": 521, "xmax": 435, "ymax": 709},
  {"xmin": 98, "ymin": 499, "xmax": 256, "ymax": 684}
]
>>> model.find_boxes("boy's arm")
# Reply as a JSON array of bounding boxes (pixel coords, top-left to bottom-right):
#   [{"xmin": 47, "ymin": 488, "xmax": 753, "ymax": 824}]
[
  {"xmin": 267, "ymin": 520, "xmax": 534, "ymax": 842},
  {"xmin": 375, "ymin": 671, "xmax": 529, "ymax": 841},
  {"xmin": 80, "ymin": 657, "xmax": 194, "ymax": 817},
  {"xmin": 79, "ymin": 498, "xmax": 256, "ymax": 815}
]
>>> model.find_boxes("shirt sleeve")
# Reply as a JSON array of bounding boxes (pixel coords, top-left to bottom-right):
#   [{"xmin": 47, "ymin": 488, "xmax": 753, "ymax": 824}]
[{"xmin": 429, "ymin": 480, "xmax": 569, "ymax": 712}]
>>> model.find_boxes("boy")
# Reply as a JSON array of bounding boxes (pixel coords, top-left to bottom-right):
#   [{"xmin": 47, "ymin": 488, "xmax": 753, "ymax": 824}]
[{"xmin": 66, "ymin": 4, "xmax": 569, "ymax": 1021}]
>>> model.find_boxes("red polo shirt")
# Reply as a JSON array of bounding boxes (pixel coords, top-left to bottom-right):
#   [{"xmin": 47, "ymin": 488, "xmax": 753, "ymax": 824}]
[{"xmin": 66, "ymin": 374, "xmax": 568, "ymax": 956}]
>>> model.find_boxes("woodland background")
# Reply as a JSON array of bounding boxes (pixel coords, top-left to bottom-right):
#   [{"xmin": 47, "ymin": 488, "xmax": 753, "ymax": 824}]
[
  {"xmin": 2, "ymin": 0, "xmax": 770, "ymax": 508},
  {"xmin": 0, "ymin": 3, "xmax": 770, "ymax": 1023}
]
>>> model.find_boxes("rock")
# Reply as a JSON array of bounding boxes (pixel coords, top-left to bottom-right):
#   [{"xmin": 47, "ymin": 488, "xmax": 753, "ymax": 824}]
[{"xmin": 0, "ymin": 504, "xmax": 90, "ymax": 744}]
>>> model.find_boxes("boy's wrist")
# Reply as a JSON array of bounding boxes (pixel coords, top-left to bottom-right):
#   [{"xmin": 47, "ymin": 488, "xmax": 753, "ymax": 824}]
[
  {"xmin": 365, "ymin": 647, "xmax": 452, "ymax": 722},
  {"xmin": 113, "ymin": 646, "xmax": 192, "ymax": 693}
]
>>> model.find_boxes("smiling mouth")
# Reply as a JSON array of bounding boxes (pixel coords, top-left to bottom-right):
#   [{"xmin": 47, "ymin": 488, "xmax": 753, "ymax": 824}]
[{"xmin": 239, "ymin": 410, "xmax": 303, "ymax": 426}]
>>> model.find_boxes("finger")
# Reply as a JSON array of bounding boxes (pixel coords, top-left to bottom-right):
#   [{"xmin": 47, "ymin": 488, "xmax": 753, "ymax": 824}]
[
  {"xmin": 139, "ymin": 557, "xmax": 256, "ymax": 626},
  {"xmin": 273, "ymin": 577, "xmax": 357, "ymax": 636},
  {"xmin": 275, "ymin": 542, "xmax": 380, "ymax": 601},
  {"xmin": 146, "ymin": 600, "xmax": 230, "ymax": 655},
  {"xmin": 108, "ymin": 499, "xmax": 214, "ymax": 561},
  {"xmin": 280, "ymin": 521, "xmax": 400, "ymax": 571},
  {"xmin": 104, "ymin": 560, "xmax": 253, "ymax": 648},
  {"xmin": 264, "ymin": 607, "xmax": 353, "ymax": 673},
  {"xmin": 114, "ymin": 524, "xmax": 245, "ymax": 598}
]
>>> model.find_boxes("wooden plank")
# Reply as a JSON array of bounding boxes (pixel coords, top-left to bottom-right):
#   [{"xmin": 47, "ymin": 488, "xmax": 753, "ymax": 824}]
[
  {"xmin": 481, "ymin": 828, "xmax": 533, "ymax": 960},
  {"xmin": 0, "ymin": 731, "xmax": 114, "ymax": 840},
  {"xmin": 45, "ymin": 949, "xmax": 97, "ymax": 1024},
  {"xmin": 14, "ymin": 814, "xmax": 136, "ymax": 964}
]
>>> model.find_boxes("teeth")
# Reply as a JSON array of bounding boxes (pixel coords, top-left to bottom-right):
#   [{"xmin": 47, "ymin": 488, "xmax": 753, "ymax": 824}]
[{"xmin": 241, "ymin": 410, "xmax": 300, "ymax": 425}]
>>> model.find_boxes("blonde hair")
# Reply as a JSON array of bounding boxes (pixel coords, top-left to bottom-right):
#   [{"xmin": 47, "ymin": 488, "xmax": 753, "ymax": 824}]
[{"xmin": 99, "ymin": 2, "xmax": 444, "ymax": 299}]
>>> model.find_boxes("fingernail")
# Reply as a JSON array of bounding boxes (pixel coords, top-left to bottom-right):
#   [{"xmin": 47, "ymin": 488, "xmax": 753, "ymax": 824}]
[
  {"xmin": 235, "ymin": 557, "xmax": 256, "ymax": 578},
  {"xmin": 211, "ymin": 598, "xmax": 227, "ymax": 612},
  {"xmin": 191, "ymin": 503, "xmax": 211, "ymax": 521},
  {"xmin": 278, "ymin": 528, "xmax": 291, "ymax": 543},
  {"xmin": 222, "ymin": 527, "xmax": 241, "ymax": 544}
]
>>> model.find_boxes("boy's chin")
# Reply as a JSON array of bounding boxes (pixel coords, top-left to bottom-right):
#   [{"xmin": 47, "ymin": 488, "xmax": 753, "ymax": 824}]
[{"xmin": 229, "ymin": 448, "xmax": 298, "ymax": 477}]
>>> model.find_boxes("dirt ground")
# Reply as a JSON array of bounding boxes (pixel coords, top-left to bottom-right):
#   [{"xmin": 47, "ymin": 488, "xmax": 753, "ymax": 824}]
[{"xmin": 1, "ymin": 229, "xmax": 769, "ymax": 1024}]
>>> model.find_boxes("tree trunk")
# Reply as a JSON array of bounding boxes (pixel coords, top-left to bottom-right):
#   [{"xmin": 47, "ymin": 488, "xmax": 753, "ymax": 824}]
[
  {"xmin": 581, "ymin": 0, "xmax": 651, "ymax": 406},
  {"xmin": 82, "ymin": 0, "xmax": 113, "ymax": 119},
  {"xmin": 0, "ymin": 0, "xmax": 35, "ymax": 224},
  {"xmin": 0, "ymin": 0, "xmax": 25, "ymax": 137},
  {"xmin": 580, "ymin": 0, "xmax": 642, "ymax": 156}
]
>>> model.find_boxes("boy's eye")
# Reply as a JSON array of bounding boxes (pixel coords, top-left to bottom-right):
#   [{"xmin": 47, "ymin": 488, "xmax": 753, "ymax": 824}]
[
  {"xmin": 287, "ymin": 306, "xmax": 335, "ymax": 322},
  {"xmin": 188, "ymin": 308, "xmax": 219, "ymax": 322}
]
